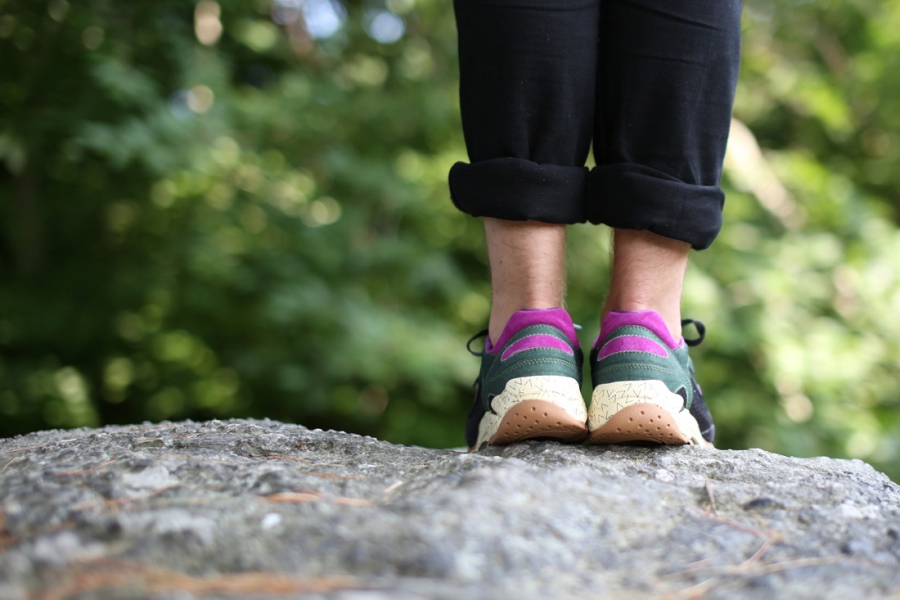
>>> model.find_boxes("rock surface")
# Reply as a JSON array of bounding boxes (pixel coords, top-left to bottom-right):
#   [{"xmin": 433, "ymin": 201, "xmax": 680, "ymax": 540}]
[{"xmin": 1, "ymin": 419, "xmax": 899, "ymax": 599}]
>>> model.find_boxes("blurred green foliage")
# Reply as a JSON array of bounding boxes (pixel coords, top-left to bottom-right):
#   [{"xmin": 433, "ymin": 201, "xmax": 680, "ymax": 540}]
[{"xmin": 1, "ymin": 0, "xmax": 899, "ymax": 479}]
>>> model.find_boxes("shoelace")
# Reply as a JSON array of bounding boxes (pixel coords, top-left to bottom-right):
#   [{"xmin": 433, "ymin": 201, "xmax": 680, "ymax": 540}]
[
  {"xmin": 466, "ymin": 329, "xmax": 489, "ymax": 357},
  {"xmin": 682, "ymin": 318, "xmax": 706, "ymax": 347}
]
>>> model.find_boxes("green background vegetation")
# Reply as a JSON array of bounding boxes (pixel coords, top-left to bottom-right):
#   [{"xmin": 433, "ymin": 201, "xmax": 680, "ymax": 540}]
[{"xmin": 2, "ymin": 0, "xmax": 899, "ymax": 480}]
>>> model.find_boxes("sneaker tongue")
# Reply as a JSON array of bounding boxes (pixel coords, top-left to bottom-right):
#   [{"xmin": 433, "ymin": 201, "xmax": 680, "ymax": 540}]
[
  {"xmin": 489, "ymin": 308, "xmax": 579, "ymax": 353},
  {"xmin": 597, "ymin": 310, "xmax": 680, "ymax": 350}
]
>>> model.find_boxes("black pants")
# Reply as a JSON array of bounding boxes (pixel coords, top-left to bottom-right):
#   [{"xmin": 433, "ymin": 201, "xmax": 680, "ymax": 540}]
[{"xmin": 448, "ymin": 0, "xmax": 742, "ymax": 250}]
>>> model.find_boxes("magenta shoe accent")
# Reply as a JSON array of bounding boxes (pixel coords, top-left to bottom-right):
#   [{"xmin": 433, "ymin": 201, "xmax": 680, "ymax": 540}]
[
  {"xmin": 596, "ymin": 335, "xmax": 668, "ymax": 360},
  {"xmin": 489, "ymin": 308, "xmax": 579, "ymax": 354},
  {"xmin": 500, "ymin": 334, "xmax": 575, "ymax": 361},
  {"xmin": 596, "ymin": 310, "xmax": 680, "ymax": 350}
]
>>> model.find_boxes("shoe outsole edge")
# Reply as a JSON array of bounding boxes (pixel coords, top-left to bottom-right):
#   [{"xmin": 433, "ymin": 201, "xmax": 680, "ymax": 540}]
[
  {"xmin": 588, "ymin": 380, "xmax": 707, "ymax": 446},
  {"xmin": 470, "ymin": 376, "xmax": 587, "ymax": 452}
]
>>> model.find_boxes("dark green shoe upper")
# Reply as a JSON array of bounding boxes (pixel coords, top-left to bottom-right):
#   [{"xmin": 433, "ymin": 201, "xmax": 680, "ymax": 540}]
[
  {"xmin": 591, "ymin": 323, "xmax": 695, "ymax": 409},
  {"xmin": 591, "ymin": 311, "xmax": 715, "ymax": 442},
  {"xmin": 465, "ymin": 308, "xmax": 583, "ymax": 448}
]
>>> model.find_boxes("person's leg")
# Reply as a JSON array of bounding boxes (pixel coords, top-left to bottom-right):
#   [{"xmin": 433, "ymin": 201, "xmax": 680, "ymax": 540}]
[
  {"xmin": 484, "ymin": 218, "xmax": 567, "ymax": 344},
  {"xmin": 587, "ymin": 0, "xmax": 742, "ymax": 446},
  {"xmin": 450, "ymin": 0, "xmax": 598, "ymax": 227},
  {"xmin": 587, "ymin": 0, "xmax": 743, "ymax": 248},
  {"xmin": 603, "ymin": 229, "xmax": 690, "ymax": 341},
  {"xmin": 451, "ymin": 0, "xmax": 600, "ymax": 450}
]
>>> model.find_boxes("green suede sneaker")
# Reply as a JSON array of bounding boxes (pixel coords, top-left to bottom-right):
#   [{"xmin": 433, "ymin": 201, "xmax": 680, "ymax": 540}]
[
  {"xmin": 465, "ymin": 308, "xmax": 588, "ymax": 452},
  {"xmin": 588, "ymin": 310, "xmax": 714, "ymax": 446}
]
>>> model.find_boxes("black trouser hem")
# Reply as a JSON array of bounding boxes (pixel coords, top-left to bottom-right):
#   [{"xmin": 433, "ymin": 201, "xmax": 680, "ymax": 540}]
[
  {"xmin": 587, "ymin": 163, "xmax": 724, "ymax": 250},
  {"xmin": 449, "ymin": 158, "xmax": 589, "ymax": 224}
]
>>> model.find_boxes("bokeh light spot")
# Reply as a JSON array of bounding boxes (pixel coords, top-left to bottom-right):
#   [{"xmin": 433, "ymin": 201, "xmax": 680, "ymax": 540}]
[
  {"xmin": 340, "ymin": 55, "xmax": 388, "ymax": 87},
  {"xmin": 782, "ymin": 393, "xmax": 814, "ymax": 423},
  {"xmin": 303, "ymin": 197, "xmax": 341, "ymax": 227},
  {"xmin": 365, "ymin": 11, "xmax": 404, "ymax": 44},
  {"xmin": 82, "ymin": 26, "xmax": 105, "ymax": 50},
  {"xmin": 188, "ymin": 85, "xmax": 215, "ymax": 113},
  {"xmin": 104, "ymin": 358, "xmax": 135, "ymax": 392},
  {"xmin": 300, "ymin": 0, "xmax": 346, "ymax": 39},
  {"xmin": 195, "ymin": 1, "xmax": 223, "ymax": 46},
  {"xmin": 386, "ymin": 0, "xmax": 415, "ymax": 15},
  {"xmin": 0, "ymin": 16, "xmax": 16, "ymax": 39},
  {"xmin": 48, "ymin": 0, "xmax": 69, "ymax": 22},
  {"xmin": 237, "ymin": 20, "xmax": 279, "ymax": 52}
]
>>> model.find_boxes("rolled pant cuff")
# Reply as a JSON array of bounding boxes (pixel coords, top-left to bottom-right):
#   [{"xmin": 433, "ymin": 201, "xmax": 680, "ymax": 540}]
[
  {"xmin": 586, "ymin": 164, "xmax": 724, "ymax": 250},
  {"xmin": 449, "ymin": 158, "xmax": 589, "ymax": 224}
]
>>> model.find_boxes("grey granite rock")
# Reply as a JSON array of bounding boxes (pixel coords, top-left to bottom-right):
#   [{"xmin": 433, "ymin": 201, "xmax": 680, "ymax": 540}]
[{"xmin": 0, "ymin": 419, "xmax": 898, "ymax": 599}]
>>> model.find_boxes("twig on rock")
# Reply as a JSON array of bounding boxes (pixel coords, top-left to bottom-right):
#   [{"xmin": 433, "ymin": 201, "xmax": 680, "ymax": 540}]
[
  {"xmin": 666, "ymin": 576, "xmax": 720, "ymax": 599},
  {"xmin": 36, "ymin": 558, "xmax": 358, "ymax": 600},
  {"xmin": 72, "ymin": 484, "xmax": 184, "ymax": 513},
  {"xmin": 679, "ymin": 557, "xmax": 715, "ymax": 570},
  {"xmin": 106, "ymin": 483, "xmax": 184, "ymax": 510},
  {"xmin": 674, "ymin": 548, "xmax": 846, "ymax": 579},
  {"xmin": 691, "ymin": 508, "xmax": 771, "ymax": 539},
  {"xmin": 149, "ymin": 455, "xmax": 238, "ymax": 465},
  {"xmin": 0, "ymin": 439, "xmax": 77, "ymax": 456},
  {"xmin": 333, "ymin": 497, "xmax": 374, "ymax": 506},
  {"xmin": 742, "ymin": 554, "xmax": 858, "ymax": 576},
  {"xmin": 705, "ymin": 478, "xmax": 717, "ymax": 515},
  {"xmin": 265, "ymin": 454, "xmax": 314, "ymax": 464},
  {"xmin": 302, "ymin": 471, "xmax": 366, "ymax": 480},
  {"xmin": 264, "ymin": 491, "xmax": 373, "ymax": 506},
  {"xmin": 735, "ymin": 536, "xmax": 777, "ymax": 571},
  {"xmin": 119, "ymin": 496, "xmax": 225, "ymax": 510},
  {"xmin": 265, "ymin": 455, "xmax": 367, "ymax": 479},
  {"xmin": 54, "ymin": 460, "xmax": 117, "ymax": 477},
  {"xmin": 671, "ymin": 536, "xmax": 775, "ymax": 577},
  {"xmin": 667, "ymin": 549, "xmax": 849, "ymax": 599},
  {"xmin": 383, "ymin": 481, "xmax": 404, "ymax": 494},
  {"xmin": 750, "ymin": 513, "xmax": 781, "ymax": 539},
  {"xmin": 0, "ymin": 456, "xmax": 25, "ymax": 474},
  {"xmin": 264, "ymin": 491, "xmax": 321, "ymax": 503}
]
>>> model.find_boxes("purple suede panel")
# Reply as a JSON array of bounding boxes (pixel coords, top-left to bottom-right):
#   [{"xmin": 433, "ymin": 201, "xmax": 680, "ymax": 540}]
[
  {"xmin": 596, "ymin": 310, "xmax": 680, "ymax": 350},
  {"xmin": 488, "ymin": 308, "xmax": 579, "ymax": 354},
  {"xmin": 596, "ymin": 335, "xmax": 668, "ymax": 360},
  {"xmin": 501, "ymin": 334, "xmax": 575, "ymax": 361}
]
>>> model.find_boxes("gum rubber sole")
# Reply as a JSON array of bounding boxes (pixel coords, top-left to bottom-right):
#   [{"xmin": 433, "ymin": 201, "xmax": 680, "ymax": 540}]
[
  {"xmin": 489, "ymin": 399, "xmax": 589, "ymax": 446},
  {"xmin": 588, "ymin": 380, "xmax": 707, "ymax": 446},
  {"xmin": 470, "ymin": 376, "xmax": 588, "ymax": 451},
  {"xmin": 588, "ymin": 402, "xmax": 691, "ymax": 445}
]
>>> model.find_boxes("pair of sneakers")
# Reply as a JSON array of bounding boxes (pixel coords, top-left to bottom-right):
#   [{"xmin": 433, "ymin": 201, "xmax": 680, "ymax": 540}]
[{"xmin": 465, "ymin": 308, "xmax": 715, "ymax": 451}]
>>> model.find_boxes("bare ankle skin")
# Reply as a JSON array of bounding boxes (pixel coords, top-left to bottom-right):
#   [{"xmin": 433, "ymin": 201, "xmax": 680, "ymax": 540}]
[
  {"xmin": 602, "ymin": 228, "xmax": 690, "ymax": 340},
  {"xmin": 484, "ymin": 218, "xmax": 567, "ymax": 343}
]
